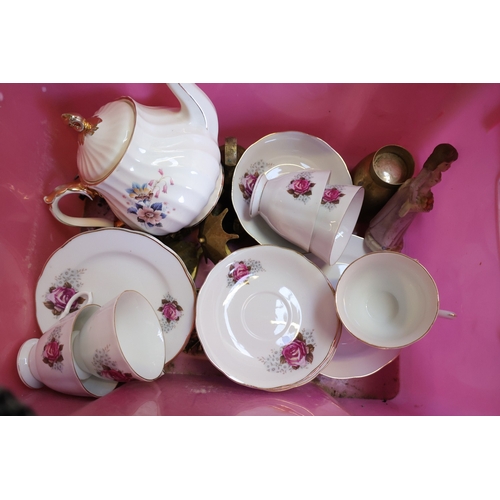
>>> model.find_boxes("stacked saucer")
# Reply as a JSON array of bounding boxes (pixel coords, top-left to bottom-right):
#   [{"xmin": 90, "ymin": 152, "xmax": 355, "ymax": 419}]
[{"xmin": 195, "ymin": 245, "xmax": 342, "ymax": 391}]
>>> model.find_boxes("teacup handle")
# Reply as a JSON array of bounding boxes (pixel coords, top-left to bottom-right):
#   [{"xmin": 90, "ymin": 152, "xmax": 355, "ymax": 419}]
[
  {"xmin": 438, "ymin": 309, "xmax": 456, "ymax": 319},
  {"xmin": 44, "ymin": 181, "xmax": 116, "ymax": 228},
  {"xmin": 59, "ymin": 291, "xmax": 93, "ymax": 320}
]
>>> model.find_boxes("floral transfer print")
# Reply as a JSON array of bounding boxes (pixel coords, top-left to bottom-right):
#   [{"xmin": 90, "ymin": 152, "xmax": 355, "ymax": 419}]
[
  {"xmin": 43, "ymin": 268, "xmax": 86, "ymax": 317},
  {"xmin": 321, "ymin": 185, "xmax": 345, "ymax": 210},
  {"xmin": 226, "ymin": 259, "xmax": 265, "ymax": 287},
  {"xmin": 258, "ymin": 329, "xmax": 316, "ymax": 374},
  {"xmin": 92, "ymin": 345, "xmax": 133, "ymax": 383},
  {"xmin": 41, "ymin": 326, "xmax": 64, "ymax": 371},
  {"xmin": 126, "ymin": 169, "xmax": 174, "ymax": 228},
  {"xmin": 238, "ymin": 160, "xmax": 273, "ymax": 202},
  {"xmin": 286, "ymin": 172, "xmax": 315, "ymax": 203},
  {"xmin": 158, "ymin": 293, "xmax": 183, "ymax": 333},
  {"xmin": 281, "ymin": 332, "xmax": 314, "ymax": 368}
]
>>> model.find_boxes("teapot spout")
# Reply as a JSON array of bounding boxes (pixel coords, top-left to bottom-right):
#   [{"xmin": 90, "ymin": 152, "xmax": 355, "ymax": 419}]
[{"xmin": 167, "ymin": 83, "xmax": 219, "ymax": 143}]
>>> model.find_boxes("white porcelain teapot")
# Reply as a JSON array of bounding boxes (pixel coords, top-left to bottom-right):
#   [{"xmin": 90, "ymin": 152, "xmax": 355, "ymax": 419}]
[{"xmin": 44, "ymin": 84, "xmax": 223, "ymax": 236}]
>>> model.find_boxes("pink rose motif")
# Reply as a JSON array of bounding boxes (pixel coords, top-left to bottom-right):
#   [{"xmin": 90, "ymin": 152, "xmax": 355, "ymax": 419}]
[
  {"xmin": 287, "ymin": 176, "xmax": 315, "ymax": 198},
  {"xmin": 44, "ymin": 284, "xmax": 78, "ymax": 315},
  {"xmin": 42, "ymin": 340, "xmax": 63, "ymax": 367},
  {"xmin": 99, "ymin": 368, "xmax": 133, "ymax": 383},
  {"xmin": 43, "ymin": 341, "xmax": 62, "ymax": 362},
  {"xmin": 229, "ymin": 261, "xmax": 251, "ymax": 283},
  {"xmin": 161, "ymin": 301, "xmax": 181, "ymax": 322},
  {"xmin": 322, "ymin": 187, "xmax": 344, "ymax": 205},
  {"xmin": 280, "ymin": 334, "xmax": 314, "ymax": 369},
  {"xmin": 239, "ymin": 173, "xmax": 258, "ymax": 200},
  {"xmin": 291, "ymin": 178, "xmax": 311, "ymax": 194}
]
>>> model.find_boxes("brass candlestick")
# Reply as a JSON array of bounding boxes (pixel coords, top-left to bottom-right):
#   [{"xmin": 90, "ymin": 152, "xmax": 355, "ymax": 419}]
[{"xmin": 364, "ymin": 144, "xmax": 459, "ymax": 252}]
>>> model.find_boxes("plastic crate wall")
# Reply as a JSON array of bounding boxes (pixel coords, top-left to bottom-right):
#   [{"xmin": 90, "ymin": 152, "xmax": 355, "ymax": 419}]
[{"xmin": 1, "ymin": 83, "xmax": 499, "ymax": 416}]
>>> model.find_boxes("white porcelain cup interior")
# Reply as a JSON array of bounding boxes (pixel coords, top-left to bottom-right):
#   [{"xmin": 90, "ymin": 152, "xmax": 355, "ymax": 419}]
[
  {"xmin": 70, "ymin": 305, "xmax": 119, "ymax": 396},
  {"xmin": 74, "ymin": 290, "xmax": 165, "ymax": 381},
  {"xmin": 249, "ymin": 166, "xmax": 330, "ymax": 251},
  {"xmin": 335, "ymin": 251, "xmax": 440, "ymax": 349},
  {"xmin": 71, "ymin": 330, "xmax": 91, "ymax": 380},
  {"xmin": 309, "ymin": 185, "xmax": 364, "ymax": 265}
]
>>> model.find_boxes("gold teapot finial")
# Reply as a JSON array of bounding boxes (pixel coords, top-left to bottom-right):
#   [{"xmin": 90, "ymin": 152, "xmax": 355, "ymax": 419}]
[{"xmin": 61, "ymin": 113, "xmax": 102, "ymax": 145}]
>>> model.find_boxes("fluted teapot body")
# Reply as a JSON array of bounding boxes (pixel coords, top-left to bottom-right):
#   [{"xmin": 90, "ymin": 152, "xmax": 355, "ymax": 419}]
[{"xmin": 45, "ymin": 84, "xmax": 222, "ymax": 235}]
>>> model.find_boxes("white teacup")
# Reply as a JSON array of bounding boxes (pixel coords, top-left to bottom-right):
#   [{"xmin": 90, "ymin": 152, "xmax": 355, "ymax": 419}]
[
  {"xmin": 73, "ymin": 290, "xmax": 165, "ymax": 383},
  {"xmin": 309, "ymin": 184, "xmax": 364, "ymax": 265},
  {"xmin": 16, "ymin": 301, "xmax": 119, "ymax": 398},
  {"xmin": 249, "ymin": 167, "xmax": 330, "ymax": 251},
  {"xmin": 335, "ymin": 251, "xmax": 456, "ymax": 349}
]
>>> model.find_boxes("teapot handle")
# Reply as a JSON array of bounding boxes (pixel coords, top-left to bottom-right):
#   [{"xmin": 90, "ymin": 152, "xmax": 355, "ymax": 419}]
[{"xmin": 44, "ymin": 181, "xmax": 116, "ymax": 228}]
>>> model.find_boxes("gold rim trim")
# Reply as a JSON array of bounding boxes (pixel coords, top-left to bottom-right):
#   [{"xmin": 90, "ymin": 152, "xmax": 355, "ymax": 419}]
[
  {"xmin": 43, "ymin": 181, "xmax": 100, "ymax": 205},
  {"xmin": 320, "ymin": 351, "xmax": 400, "ymax": 380}
]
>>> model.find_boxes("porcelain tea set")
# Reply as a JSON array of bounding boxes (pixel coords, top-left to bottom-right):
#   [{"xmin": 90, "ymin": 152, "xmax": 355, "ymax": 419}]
[{"xmin": 17, "ymin": 84, "xmax": 455, "ymax": 397}]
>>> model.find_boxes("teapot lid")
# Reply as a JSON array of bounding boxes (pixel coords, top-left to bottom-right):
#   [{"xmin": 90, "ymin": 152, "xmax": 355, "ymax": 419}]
[{"xmin": 62, "ymin": 98, "xmax": 135, "ymax": 184}]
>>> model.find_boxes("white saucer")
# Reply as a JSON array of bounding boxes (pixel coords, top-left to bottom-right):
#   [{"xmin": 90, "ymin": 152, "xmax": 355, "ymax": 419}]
[
  {"xmin": 196, "ymin": 245, "xmax": 342, "ymax": 391},
  {"xmin": 231, "ymin": 131, "xmax": 352, "ymax": 250},
  {"xmin": 307, "ymin": 235, "xmax": 401, "ymax": 379},
  {"xmin": 35, "ymin": 227, "xmax": 196, "ymax": 364}
]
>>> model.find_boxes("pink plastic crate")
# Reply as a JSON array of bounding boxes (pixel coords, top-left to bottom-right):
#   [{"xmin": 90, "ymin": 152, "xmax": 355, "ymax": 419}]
[{"xmin": 2, "ymin": 83, "xmax": 499, "ymax": 416}]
